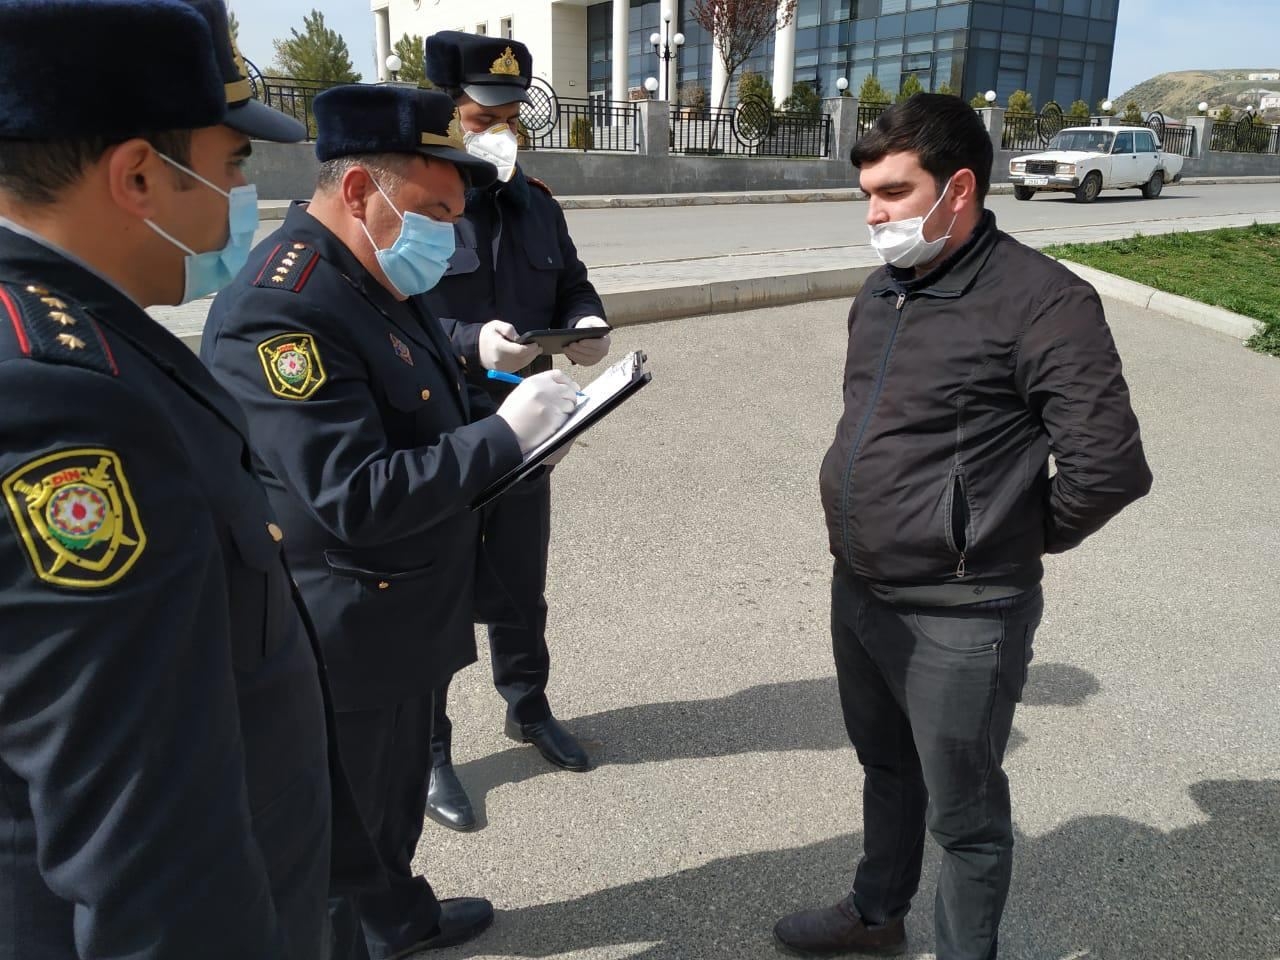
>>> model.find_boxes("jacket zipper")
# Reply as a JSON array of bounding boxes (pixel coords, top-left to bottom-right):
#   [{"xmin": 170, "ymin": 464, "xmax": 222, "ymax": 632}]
[{"xmin": 840, "ymin": 291, "xmax": 906, "ymax": 565}]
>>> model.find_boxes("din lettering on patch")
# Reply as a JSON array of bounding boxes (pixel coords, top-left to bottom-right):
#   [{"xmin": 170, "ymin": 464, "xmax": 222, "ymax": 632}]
[
  {"xmin": 2, "ymin": 448, "xmax": 146, "ymax": 589},
  {"xmin": 257, "ymin": 332, "xmax": 328, "ymax": 400}
]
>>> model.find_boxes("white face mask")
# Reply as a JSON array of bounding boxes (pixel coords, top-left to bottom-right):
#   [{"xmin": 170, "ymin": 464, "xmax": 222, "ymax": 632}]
[
  {"xmin": 867, "ymin": 175, "xmax": 958, "ymax": 269},
  {"xmin": 463, "ymin": 123, "xmax": 519, "ymax": 183}
]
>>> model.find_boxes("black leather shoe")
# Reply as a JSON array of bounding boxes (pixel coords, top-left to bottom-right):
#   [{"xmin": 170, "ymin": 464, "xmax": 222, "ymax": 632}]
[
  {"xmin": 773, "ymin": 896, "xmax": 906, "ymax": 956},
  {"xmin": 387, "ymin": 897, "xmax": 494, "ymax": 957},
  {"xmin": 504, "ymin": 715, "xmax": 591, "ymax": 771},
  {"xmin": 425, "ymin": 763, "xmax": 477, "ymax": 832}
]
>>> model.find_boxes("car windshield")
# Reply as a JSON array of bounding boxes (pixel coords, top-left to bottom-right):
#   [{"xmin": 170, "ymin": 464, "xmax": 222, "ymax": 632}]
[{"xmin": 1048, "ymin": 130, "xmax": 1113, "ymax": 152}]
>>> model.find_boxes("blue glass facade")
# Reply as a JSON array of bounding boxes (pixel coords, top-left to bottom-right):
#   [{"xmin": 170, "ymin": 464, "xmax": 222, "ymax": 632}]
[{"xmin": 586, "ymin": 0, "xmax": 1116, "ymax": 109}]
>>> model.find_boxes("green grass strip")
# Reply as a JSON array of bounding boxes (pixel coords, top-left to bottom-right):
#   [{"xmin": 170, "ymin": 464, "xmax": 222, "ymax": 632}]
[{"xmin": 1043, "ymin": 223, "xmax": 1280, "ymax": 357}]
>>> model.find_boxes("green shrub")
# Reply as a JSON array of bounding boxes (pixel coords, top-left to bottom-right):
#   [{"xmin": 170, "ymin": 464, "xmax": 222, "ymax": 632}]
[{"xmin": 569, "ymin": 116, "xmax": 593, "ymax": 150}]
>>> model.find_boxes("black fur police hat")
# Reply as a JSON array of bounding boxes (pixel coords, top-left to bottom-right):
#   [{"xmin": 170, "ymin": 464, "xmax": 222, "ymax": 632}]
[
  {"xmin": 425, "ymin": 30, "xmax": 532, "ymax": 107},
  {"xmin": 0, "ymin": 0, "xmax": 225, "ymax": 141},
  {"xmin": 312, "ymin": 85, "xmax": 498, "ymax": 188}
]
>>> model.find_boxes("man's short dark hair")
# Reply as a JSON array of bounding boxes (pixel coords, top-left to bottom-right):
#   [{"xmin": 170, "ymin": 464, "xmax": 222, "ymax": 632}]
[
  {"xmin": 0, "ymin": 131, "xmax": 193, "ymax": 206},
  {"xmin": 850, "ymin": 94, "xmax": 993, "ymax": 201}
]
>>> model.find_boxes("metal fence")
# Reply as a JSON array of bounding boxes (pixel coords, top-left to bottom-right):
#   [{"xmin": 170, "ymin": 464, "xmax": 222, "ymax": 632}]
[
  {"xmin": 520, "ymin": 81, "xmax": 638, "ymax": 153},
  {"xmin": 856, "ymin": 100, "xmax": 890, "ymax": 135},
  {"xmin": 1145, "ymin": 113, "xmax": 1195, "ymax": 157},
  {"xmin": 242, "ymin": 60, "xmax": 339, "ymax": 141},
  {"xmin": 1210, "ymin": 117, "xmax": 1280, "ymax": 154},
  {"xmin": 1001, "ymin": 103, "xmax": 1066, "ymax": 151},
  {"xmin": 670, "ymin": 96, "xmax": 832, "ymax": 158}
]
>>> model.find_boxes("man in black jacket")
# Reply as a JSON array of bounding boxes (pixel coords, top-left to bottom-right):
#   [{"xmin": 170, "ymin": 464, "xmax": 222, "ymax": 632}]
[{"xmin": 774, "ymin": 95, "xmax": 1152, "ymax": 960}]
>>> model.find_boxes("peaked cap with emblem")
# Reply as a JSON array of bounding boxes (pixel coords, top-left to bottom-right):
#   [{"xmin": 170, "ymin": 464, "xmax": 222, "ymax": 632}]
[
  {"xmin": 312, "ymin": 85, "xmax": 498, "ymax": 188},
  {"xmin": 425, "ymin": 31, "xmax": 533, "ymax": 107},
  {"xmin": 0, "ymin": 0, "xmax": 225, "ymax": 140},
  {"xmin": 181, "ymin": 0, "xmax": 306, "ymax": 142}
]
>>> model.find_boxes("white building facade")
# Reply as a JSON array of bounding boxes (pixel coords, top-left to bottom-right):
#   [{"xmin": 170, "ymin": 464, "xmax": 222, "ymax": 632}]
[{"xmin": 370, "ymin": 0, "xmax": 1118, "ymax": 112}]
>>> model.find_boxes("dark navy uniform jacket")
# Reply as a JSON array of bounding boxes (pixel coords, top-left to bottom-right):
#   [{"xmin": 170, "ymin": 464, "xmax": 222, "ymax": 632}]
[
  {"xmin": 419, "ymin": 168, "xmax": 605, "ymax": 413},
  {"xmin": 0, "ymin": 225, "xmax": 375, "ymax": 960},
  {"xmin": 201, "ymin": 202, "xmax": 524, "ymax": 712}
]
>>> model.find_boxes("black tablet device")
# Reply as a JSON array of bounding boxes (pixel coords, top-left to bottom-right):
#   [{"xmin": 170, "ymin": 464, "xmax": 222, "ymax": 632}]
[{"xmin": 513, "ymin": 326, "xmax": 612, "ymax": 352}]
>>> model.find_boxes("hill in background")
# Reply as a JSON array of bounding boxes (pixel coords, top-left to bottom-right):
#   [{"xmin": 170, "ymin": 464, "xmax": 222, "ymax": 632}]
[{"xmin": 1114, "ymin": 69, "xmax": 1280, "ymax": 118}]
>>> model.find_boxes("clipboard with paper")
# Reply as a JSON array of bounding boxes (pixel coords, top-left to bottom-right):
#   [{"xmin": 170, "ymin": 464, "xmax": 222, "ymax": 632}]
[{"xmin": 471, "ymin": 350, "xmax": 652, "ymax": 509}]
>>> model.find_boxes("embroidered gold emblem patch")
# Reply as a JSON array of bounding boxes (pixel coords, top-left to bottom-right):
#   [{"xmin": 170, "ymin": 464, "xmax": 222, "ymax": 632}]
[
  {"xmin": 490, "ymin": 46, "xmax": 520, "ymax": 77},
  {"xmin": 257, "ymin": 332, "xmax": 327, "ymax": 400},
  {"xmin": 448, "ymin": 107, "xmax": 465, "ymax": 144},
  {"xmin": 2, "ymin": 449, "xmax": 146, "ymax": 589}
]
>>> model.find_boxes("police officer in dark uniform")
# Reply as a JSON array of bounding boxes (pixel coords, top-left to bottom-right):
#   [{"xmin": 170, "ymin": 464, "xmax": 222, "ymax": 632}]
[
  {"xmin": 201, "ymin": 84, "xmax": 581, "ymax": 959},
  {"xmin": 0, "ymin": 1, "xmax": 374, "ymax": 957},
  {"xmin": 419, "ymin": 31, "xmax": 611, "ymax": 832}
]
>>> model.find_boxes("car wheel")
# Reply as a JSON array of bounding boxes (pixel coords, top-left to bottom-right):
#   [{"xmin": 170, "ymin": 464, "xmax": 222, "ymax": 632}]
[
  {"xmin": 1013, "ymin": 186, "xmax": 1036, "ymax": 201},
  {"xmin": 1074, "ymin": 172, "xmax": 1102, "ymax": 203},
  {"xmin": 1141, "ymin": 171, "xmax": 1164, "ymax": 199}
]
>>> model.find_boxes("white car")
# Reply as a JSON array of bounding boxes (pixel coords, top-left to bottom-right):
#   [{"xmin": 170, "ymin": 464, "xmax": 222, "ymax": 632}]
[{"xmin": 1008, "ymin": 126, "xmax": 1185, "ymax": 203}]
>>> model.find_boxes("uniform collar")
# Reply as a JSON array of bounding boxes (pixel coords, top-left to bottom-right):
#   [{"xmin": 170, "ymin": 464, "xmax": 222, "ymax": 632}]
[
  {"xmin": 478, "ymin": 164, "xmax": 530, "ymax": 211},
  {"xmin": 0, "ymin": 222, "xmax": 254, "ymax": 440},
  {"xmin": 0, "ymin": 215, "xmax": 140, "ymax": 306}
]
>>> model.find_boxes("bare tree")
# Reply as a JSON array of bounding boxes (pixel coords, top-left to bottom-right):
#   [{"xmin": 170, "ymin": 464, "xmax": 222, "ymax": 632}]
[{"xmin": 691, "ymin": 0, "xmax": 797, "ymax": 112}]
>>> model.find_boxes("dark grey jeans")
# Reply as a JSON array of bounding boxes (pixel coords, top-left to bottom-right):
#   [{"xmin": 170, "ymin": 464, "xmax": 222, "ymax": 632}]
[{"xmin": 831, "ymin": 562, "xmax": 1043, "ymax": 960}]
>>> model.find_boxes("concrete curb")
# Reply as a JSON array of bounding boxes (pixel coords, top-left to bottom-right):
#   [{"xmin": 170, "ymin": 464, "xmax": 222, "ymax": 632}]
[
  {"xmin": 601, "ymin": 265, "xmax": 875, "ymax": 326},
  {"xmin": 257, "ymin": 176, "xmax": 1280, "ymax": 219},
  {"xmin": 1056, "ymin": 259, "xmax": 1264, "ymax": 340}
]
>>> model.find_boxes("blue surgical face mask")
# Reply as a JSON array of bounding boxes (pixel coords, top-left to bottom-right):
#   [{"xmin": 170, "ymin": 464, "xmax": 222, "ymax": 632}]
[
  {"xmin": 359, "ymin": 175, "xmax": 456, "ymax": 298},
  {"xmin": 145, "ymin": 153, "xmax": 259, "ymax": 304}
]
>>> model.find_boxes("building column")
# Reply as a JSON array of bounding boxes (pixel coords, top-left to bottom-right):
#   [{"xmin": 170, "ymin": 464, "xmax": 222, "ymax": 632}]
[
  {"xmin": 711, "ymin": 28, "xmax": 728, "ymax": 109},
  {"xmin": 374, "ymin": 7, "xmax": 392, "ymax": 81},
  {"xmin": 659, "ymin": 0, "xmax": 677, "ymax": 102},
  {"xmin": 771, "ymin": 2, "xmax": 797, "ymax": 106},
  {"xmin": 611, "ymin": 0, "xmax": 629, "ymax": 102}
]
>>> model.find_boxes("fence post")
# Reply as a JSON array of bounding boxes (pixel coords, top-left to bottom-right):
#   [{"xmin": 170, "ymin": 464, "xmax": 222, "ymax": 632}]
[
  {"xmin": 979, "ymin": 106, "xmax": 1006, "ymax": 153},
  {"xmin": 824, "ymin": 96, "xmax": 860, "ymax": 162},
  {"xmin": 636, "ymin": 99, "xmax": 670, "ymax": 157},
  {"xmin": 1184, "ymin": 116, "xmax": 1212, "ymax": 159}
]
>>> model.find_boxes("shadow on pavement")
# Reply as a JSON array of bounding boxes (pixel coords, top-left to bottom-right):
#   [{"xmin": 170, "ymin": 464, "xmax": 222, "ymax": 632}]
[
  {"xmin": 453, "ymin": 663, "xmax": 1098, "ymax": 830},
  {"xmin": 424, "ymin": 779, "xmax": 1278, "ymax": 960}
]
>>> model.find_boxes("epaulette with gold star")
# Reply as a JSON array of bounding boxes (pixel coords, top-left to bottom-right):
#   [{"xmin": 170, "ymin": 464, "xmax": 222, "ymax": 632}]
[
  {"xmin": 0, "ymin": 281, "xmax": 118, "ymax": 376},
  {"xmin": 251, "ymin": 241, "xmax": 319, "ymax": 293}
]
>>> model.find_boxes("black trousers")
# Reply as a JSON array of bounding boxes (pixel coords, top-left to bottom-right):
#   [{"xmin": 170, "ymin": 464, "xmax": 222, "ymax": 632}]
[
  {"xmin": 831, "ymin": 563, "xmax": 1043, "ymax": 960},
  {"xmin": 329, "ymin": 695, "xmax": 441, "ymax": 960},
  {"xmin": 432, "ymin": 471, "xmax": 552, "ymax": 765}
]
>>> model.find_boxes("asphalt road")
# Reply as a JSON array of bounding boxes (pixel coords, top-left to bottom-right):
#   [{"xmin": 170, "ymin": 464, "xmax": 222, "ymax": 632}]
[
  {"xmin": 561, "ymin": 182, "xmax": 1280, "ymax": 266},
  {"xmin": 412, "ymin": 296, "xmax": 1280, "ymax": 960}
]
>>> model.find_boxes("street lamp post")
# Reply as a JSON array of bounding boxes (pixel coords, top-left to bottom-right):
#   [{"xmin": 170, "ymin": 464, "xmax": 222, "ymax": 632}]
[
  {"xmin": 649, "ymin": 12, "xmax": 684, "ymax": 103},
  {"xmin": 643, "ymin": 76, "xmax": 659, "ymax": 100}
]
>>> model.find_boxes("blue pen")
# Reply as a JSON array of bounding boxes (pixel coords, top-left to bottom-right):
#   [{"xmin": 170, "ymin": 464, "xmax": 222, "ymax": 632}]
[{"xmin": 487, "ymin": 369, "xmax": 587, "ymax": 397}]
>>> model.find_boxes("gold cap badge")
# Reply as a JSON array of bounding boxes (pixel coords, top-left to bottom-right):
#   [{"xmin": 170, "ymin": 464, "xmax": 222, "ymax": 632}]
[{"xmin": 490, "ymin": 46, "xmax": 520, "ymax": 77}]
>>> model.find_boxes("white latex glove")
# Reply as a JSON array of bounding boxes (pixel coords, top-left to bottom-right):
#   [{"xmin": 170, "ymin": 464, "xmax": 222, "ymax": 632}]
[
  {"xmin": 495, "ymin": 370, "xmax": 580, "ymax": 454},
  {"xmin": 479, "ymin": 319, "xmax": 541, "ymax": 373},
  {"xmin": 562, "ymin": 315, "xmax": 611, "ymax": 367}
]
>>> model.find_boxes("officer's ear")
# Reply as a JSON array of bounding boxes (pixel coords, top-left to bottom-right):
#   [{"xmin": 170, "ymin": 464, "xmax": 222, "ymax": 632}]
[
  {"xmin": 340, "ymin": 165, "xmax": 376, "ymax": 222},
  {"xmin": 105, "ymin": 139, "xmax": 172, "ymax": 221}
]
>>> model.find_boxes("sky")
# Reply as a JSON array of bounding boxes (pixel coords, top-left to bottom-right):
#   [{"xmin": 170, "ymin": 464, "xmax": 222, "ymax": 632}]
[{"xmin": 231, "ymin": 0, "xmax": 1279, "ymax": 99}]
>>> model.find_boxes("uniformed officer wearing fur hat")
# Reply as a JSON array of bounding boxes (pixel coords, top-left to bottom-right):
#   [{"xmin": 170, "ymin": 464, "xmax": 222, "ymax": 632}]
[
  {"xmin": 419, "ymin": 29, "xmax": 610, "ymax": 834},
  {"xmin": 201, "ymin": 83, "xmax": 583, "ymax": 959},
  {"xmin": 0, "ymin": 1, "xmax": 377, "ymax": 957}
]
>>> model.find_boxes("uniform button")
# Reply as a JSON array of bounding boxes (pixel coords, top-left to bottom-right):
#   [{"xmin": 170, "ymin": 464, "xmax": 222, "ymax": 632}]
[
  {"xmin": 377, "ymin": 580, "xmax": 390, "ymax": 590},
  {"xmin": 266, "ymin": 522, "xmax": 284, "ymax": 542},
  {"xmin": 420, "ymin": 388, "xmax": 431, "ymax": 401}
]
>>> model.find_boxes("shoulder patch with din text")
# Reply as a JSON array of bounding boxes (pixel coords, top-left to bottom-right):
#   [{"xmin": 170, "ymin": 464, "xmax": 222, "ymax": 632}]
[
  {"xmin": 2, "ymin": 448, "xmax": 146, "ymax": 589},
  {"xmin": 257, "ymin": 332, "xmax": 328, "ymax": 400}
]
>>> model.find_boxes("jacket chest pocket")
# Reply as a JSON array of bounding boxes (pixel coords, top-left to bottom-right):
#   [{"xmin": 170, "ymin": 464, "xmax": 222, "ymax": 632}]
[
  {"xmin": 225, "ymin": 518, "xmax": 291, "ymax": 670},
  {"xmin": 383, "ymin": 370, "xmax": 460, "ymax": 440},
  {"xmin": 323, "ymin": 549, "xmax": 437, "ymax": 596}
]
